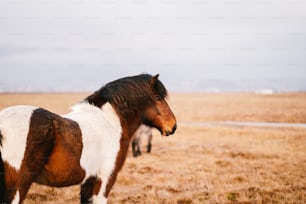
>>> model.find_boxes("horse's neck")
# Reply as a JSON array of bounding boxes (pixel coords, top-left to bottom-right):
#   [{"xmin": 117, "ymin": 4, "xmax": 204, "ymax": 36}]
[
  {"xmin": 64, "ymin": 102, "xmax": 143, "ymax": 143},
  {"xmin": 116, "ymin": 113, "xmax": 142, "ymax": 140},
  {"xmin": 110, "ymin": 106, "xmax": 144, "ymax": 139}
]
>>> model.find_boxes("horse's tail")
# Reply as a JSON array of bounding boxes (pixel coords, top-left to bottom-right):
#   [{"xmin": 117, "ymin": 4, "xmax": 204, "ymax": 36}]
[{"xmin": 0, "ymin": 129, "xmax": 6, "ymax": 202}]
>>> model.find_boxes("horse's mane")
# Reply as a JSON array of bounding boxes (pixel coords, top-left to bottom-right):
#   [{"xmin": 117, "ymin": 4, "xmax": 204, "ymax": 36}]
[{"xmin": 84, "ymin": 74, "xmax": 168, "ymax": 116}]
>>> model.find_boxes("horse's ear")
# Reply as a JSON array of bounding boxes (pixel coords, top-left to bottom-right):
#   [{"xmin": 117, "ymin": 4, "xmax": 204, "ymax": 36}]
[{"xmin": 150, "ymin": 74, "xmax": 159, "ymax": 87}]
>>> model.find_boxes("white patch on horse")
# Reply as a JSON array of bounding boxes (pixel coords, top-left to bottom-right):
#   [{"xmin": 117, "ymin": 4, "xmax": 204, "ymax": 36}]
[
  {"xmin": 92, "ymin": 194, "xmax": 107, "ymax": 204},
  {"xmin": 0, "ymin": 105, "xmax": 37, "ymax": 170},
  {"xmin": 11, "ymin": 191, "xmax": 20, "ymax": 204},
  {"xmin": 63, "ymin": 102, "xmax": 122, "ymax": 196}
]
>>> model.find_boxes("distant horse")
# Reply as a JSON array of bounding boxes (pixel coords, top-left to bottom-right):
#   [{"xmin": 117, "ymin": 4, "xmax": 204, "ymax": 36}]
[
  {"xmin": 131, "ymin": 125, "xmax": 153, "ymax": 157},
  {"xmin": 0, "ymin": 74, "xmax": 177, "ymax": 204}
]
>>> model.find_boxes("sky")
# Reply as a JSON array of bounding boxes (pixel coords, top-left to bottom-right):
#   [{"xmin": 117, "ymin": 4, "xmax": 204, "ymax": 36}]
[{"xmin": 0, "ymin": 0, "xmax": 306, "ymax": 92}]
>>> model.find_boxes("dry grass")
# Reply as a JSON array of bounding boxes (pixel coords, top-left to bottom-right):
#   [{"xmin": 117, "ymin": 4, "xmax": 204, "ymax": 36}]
[
  {"xmin": 0, "ymin": 92, "xmax": 305, "ymax": 204},
  {"xmin": 108, "ymin": 125, "xmax": 306, "ymax": 204},
  {"xmin": 170, "ymin": 92, "xmax": 306, "ymax": 123}
]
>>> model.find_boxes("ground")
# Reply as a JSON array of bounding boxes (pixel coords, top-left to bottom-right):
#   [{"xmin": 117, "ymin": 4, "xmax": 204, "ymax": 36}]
[{"xmin": 0, "ymin": 92, "xmax": 305, "ymax": 204}]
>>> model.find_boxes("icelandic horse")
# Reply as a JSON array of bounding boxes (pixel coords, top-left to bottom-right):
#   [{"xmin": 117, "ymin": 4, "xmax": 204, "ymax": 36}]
[{"xmin": 0, "ymin": 74, "xmax": 177, "ymax": 203}]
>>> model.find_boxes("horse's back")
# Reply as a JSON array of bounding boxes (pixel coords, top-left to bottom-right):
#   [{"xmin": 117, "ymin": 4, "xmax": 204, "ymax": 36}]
[{"xmin": 0, "ymin": 105, "xmax": 39, "ymax": 128}]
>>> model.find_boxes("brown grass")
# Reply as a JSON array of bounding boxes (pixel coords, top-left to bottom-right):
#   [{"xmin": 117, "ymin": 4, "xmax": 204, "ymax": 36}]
[
  {"xmin": 0, "ymin": 92, "xmax": 305, "ymax": 204},
  {"xmin": 170, "ymin": 92, "xmax": 306, "ymax": 123}
]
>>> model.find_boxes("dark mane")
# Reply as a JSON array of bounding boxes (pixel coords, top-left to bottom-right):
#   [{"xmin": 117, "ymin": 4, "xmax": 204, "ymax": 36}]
[{"xmin": 85, "ymin": 74, "xmax": 168, "ymax": 115}]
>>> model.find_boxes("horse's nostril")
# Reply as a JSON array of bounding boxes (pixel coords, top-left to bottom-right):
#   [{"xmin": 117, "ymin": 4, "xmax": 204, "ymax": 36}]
[{"xmin": 171, "ymin": 124, "xmax": 177, "ymax": 134}]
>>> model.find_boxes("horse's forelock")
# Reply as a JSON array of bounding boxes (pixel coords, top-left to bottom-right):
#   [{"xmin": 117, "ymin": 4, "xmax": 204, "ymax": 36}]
[{"xmin": 153, "ymin": 78, "xmax": 168, "ymax": 99}]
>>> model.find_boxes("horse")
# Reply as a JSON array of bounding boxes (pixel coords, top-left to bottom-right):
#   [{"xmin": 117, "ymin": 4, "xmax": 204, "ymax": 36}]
[
  {"xmin": 0, "ymin": 74, "xmax": 177, "ymax": 204},
  {"xmin": 131, "ymin": 125, "xmax": 153, "ymax": 157}
]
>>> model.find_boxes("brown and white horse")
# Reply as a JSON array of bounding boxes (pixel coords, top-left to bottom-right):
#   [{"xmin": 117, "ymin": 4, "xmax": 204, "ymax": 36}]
[{"xmin": 0, "ymin": 74, "xmax": 177, "ymax": 204}]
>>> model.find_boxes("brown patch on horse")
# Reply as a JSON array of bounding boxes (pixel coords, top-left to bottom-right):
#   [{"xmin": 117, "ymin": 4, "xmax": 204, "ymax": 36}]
[
  {"xmin": 2, "ymin": 161, "xmax": 17, "ymax": 202},
  {"xmin": 16, "ymin": 108, "xmax": 57, "ymax": 202},
  {"xmin": 104, "ymin": 128, "xmax": 130, "ymax": 197},
  {"xmin": 35, "ymin": 114, "xmax": 85, "ymax": 187},
  {"xmin": 16, "ymin": 108, "xmax": 85, "ymax": 202},
  {"xmin": 81, "ymin": 176, "xmax": 102, "ymax": 202}
]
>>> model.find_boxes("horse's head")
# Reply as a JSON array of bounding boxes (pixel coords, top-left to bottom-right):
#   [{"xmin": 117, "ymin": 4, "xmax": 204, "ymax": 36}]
[
  {"xmin": 142, "ymin": 74, "xmax": 177, "ymax": 136},
  {"xmin": 85, "ymin": 73, "xmax": 177, "ymax": 136}
]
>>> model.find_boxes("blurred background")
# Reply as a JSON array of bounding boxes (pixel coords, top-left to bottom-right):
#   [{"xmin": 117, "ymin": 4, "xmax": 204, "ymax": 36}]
[{"xmin": 0, "ymin": 0, "xmax": 306, "ymax": 92}]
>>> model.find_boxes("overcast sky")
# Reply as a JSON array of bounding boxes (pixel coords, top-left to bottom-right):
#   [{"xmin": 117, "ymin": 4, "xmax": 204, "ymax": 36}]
[{"xmin": 0, "ymin": 0, "xmax": 306, "ymax": 92}]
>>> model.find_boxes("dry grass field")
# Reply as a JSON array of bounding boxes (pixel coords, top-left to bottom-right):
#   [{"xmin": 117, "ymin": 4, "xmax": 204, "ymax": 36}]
[{"xmin": 0, "ymin": 92, "xmax": 305, "ymax": 204}]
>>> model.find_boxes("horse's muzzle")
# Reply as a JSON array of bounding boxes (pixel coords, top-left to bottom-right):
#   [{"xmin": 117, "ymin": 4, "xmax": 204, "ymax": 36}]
[
  {"xmin": 162, "ymin": 123, "xmax": 177, "ymax": 136},
  {"xmin": 171, "ymin": 123, "xmax": 177, "ymax": 134}
]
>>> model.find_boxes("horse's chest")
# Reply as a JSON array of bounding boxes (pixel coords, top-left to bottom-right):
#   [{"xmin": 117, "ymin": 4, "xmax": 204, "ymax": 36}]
[{"xmin": 79, "ymin": 124, "xmax": 122, "ymax": 179}]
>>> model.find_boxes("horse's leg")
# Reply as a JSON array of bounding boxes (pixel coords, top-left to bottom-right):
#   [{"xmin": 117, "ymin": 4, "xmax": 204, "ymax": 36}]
[
  {"xmin": 9, "ymin": 148, "xmax": 52, "ymax": 204},
  {"xmin": 17, "ymin": 141, "xmax": 54, "ymax": 203},
  {"xmin": 147, "ymin": 131, "xmax": 152, "ymax": 153},
  {"xmin": 131, "ymin": 138, "xmax": 138, "ymax": 157},
  {"xmin": 80, "ymin": 176, "xmax": 102, "ymax": 204},
  {"xmin": 15, "ymin": 167, "xmax": 36, "ymax": 203},
  {"xmin": 1, "ymin": 161, "xmax": 18, "ymax": 203},
  {"xmin": 132, "ymin": 135, "xmax": 141, "ymax": 157},
  {"xmin": 136, "ymin": 135, "xmax": 142, "ymax": 156},
  {"xmin": 17, "ymin": 116, "xmax": 55, "ymax": 203}
]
